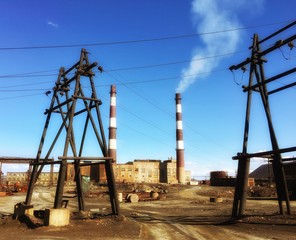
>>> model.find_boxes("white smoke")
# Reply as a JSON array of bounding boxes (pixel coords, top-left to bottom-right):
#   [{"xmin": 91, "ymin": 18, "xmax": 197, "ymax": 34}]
[{"xmin": 176, "ymin": 0, "xmax": 263, "ymax": 93}]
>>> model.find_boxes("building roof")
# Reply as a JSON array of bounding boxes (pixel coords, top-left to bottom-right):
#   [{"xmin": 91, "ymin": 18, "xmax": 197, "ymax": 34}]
[{"xmin": 134, "ymin": 159, "xmax": 161, "ymax": 163}]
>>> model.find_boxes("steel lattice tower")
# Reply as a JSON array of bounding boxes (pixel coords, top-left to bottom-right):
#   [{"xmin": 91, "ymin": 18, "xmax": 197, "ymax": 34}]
[
  {"xmin": 230, "ymin": 21, "xmax": 296, "ymax": 218},
  {"xmin": 25, "ymin": 49, "xmax": 120, "ymax": 215}
]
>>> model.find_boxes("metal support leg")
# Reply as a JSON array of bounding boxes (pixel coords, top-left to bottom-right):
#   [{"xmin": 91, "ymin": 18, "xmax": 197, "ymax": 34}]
[{"xmin": 105, "ymin": 160, "xmax": 120, "ymax": 215}]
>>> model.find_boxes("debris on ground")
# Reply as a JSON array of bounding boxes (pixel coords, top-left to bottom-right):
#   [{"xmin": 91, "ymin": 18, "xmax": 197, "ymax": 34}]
[{"xmin": 248, "ymin": 186, "xmax": 277, "ymax": 198}]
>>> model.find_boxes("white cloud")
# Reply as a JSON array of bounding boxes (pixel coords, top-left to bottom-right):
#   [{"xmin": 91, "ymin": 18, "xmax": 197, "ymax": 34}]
[
  {"xmin": 176, "ymin": 0, "xmax": 265, "ymax": 93},
  {"xmin": 47, "ymin": 21, "xmax": 59, "ymax": 28}
]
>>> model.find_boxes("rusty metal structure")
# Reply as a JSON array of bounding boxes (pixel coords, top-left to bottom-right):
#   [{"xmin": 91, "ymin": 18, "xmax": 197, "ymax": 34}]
[
  {"xmin": 25, "ymin": 49, "xmax": 120, "ymax": 215},
  {"xmin": 230, "ymin": 21, "xmax": 296, "ymax": 218},
  {"xmin": 175, "ymin": 93, "xmax": 185, "ymax": 184}
]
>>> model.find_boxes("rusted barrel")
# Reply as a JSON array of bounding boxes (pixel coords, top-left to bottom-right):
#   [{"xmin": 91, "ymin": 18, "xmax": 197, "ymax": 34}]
[
  {"xmin": 117, "ymin": 193, "xmax": 123, "ymax": 203},
  {"xmin": 210, "ymin": 197, "xmax": 223, "ymax": 203},
  {"xmin": 150, "ymin": 191, "xmax": 159, "ymax": 199},
  {"xmin": 127, "ymin": 194, "xmax": 139, "ymax": 203}
]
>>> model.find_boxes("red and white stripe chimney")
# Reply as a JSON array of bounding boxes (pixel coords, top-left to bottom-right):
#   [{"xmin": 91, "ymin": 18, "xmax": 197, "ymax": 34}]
[
  {"xmin": 175, "ymin": 93, "xmax": 185, "ymax": 184},
  {"xmin": 108, "ymin": 85, "xmax": 117, "ymax": 164}
]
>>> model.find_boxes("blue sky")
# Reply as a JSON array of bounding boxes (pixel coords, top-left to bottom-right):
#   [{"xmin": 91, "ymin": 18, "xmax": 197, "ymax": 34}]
[{"xmin": 0, "ymin": 1, "xmax": 296, "ymax": 178}]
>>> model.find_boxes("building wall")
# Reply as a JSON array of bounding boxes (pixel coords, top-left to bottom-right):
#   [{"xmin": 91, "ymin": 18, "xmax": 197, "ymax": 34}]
[
  {"xmin": 67, "ymin": 164, "xmax": 91, "ymax": 180},
  {"xmin": 6, "ymin": 172, "xmax": 59, "ymax": 186},
  {"xmin": 5, "ymin": 159, "xmax": 191, "ymax": 185},
  {"xmin": 185, "ymin": 170, "xmax": 191, "ymax": 183},
  {"xmin": 36, "ymin": 172, "xmax": 59, "ymax": 185},
  {"xmin": 115, "ymin": 163, "xmax": 134, "ymax": 183},
  {"xmin": 6, "ymin": 172, "xmax": 28, "ymax": 185},
  {"xmin": 133, "ymin": 160, "xmax": 160, "ymax": 183},
  {"xmin": 161, "ymin": 159, "xmax": 178, "ymax": 184},
  {"xmin": 115, "ymin": 159, "xmax": 189, "ymax": 184}
]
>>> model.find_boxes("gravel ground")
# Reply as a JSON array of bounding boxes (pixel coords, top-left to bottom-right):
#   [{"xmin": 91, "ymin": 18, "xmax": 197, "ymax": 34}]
[{"xmin": 0, "ymin": 184, "xmax": 296, "ymax": 240}]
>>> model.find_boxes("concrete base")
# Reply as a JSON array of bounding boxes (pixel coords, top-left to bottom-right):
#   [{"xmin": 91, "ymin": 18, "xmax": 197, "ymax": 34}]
[
  {"xmin": 44, "ymin": 208, "xmax": 70, "ymax": 227},
  {"xmin": 13, "ymin": 202, "xmax": 34, "ymax": 220}
]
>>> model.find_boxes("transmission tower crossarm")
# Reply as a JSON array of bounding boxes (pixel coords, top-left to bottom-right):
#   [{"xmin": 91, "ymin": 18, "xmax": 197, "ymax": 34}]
[
  {"xmin": 72, "ymin": 95, "xmax": 102, "ymax": 103},
  {"xmin": 243, "ymin": 67, "xmax": 296, "ymax": 92},
  {"xmin": 230, "ymin": 34, "xmax": 296, "ymax": 71},
  {"xmin": 44, "ymin": 98, "xmax": 73, "ymax": 115}
]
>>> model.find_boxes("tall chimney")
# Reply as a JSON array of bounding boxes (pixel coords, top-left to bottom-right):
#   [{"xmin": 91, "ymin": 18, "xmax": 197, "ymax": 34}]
[
  {"xmin": 108, "ymin": 85, "xmax": 117, "ymax": 163},
  {"xmin": 175, "ymin": 93, "xmax": 185, "ymax": 184}
]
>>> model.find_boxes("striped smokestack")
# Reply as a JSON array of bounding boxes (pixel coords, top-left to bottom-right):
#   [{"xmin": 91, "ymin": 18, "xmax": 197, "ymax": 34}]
[
  {"xmin": 108, "ymin": 85, "xmax": 117, "ymax": 164},
  {"xmin": 175, "ymin": 93, "xmax": 185, "ymax": 184}
]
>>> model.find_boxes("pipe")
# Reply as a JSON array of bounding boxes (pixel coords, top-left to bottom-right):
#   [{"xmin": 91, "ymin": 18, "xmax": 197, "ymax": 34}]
[
  {"xmin": 175, "ymin": 93, "xmax": 185, "ymax": 184},
  {"xmin": 108, "ymin": 85, "xmax": 117, "ymax": 163}
]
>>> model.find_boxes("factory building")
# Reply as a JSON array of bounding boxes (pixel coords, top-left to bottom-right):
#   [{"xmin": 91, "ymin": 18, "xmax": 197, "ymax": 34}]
[
  {"xmin": 3, "ymin": 158, "xmax": 191, "ymax": 186},
  {"xmin": 66, "ymin": 158, "xmax": 191, "ymax": 184},
  {"xmin": 114, "ymin": 158, "xmax": 190, "ymax": 184},
  {"xmin": 6, "ymin": 172, "xmax": 59, "ymax": 186}
]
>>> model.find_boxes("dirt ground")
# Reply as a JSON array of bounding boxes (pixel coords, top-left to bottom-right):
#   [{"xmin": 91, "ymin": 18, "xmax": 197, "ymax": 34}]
[{"xmin": 0, "ymin": 184, "xmax": 296, "ymax": 240}]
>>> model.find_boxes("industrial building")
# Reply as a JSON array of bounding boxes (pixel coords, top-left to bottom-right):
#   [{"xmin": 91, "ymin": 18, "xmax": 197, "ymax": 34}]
[
  {"xmin": 2, "ymin": 158, "xmax": 191, "ymax": 186},
  {"xmin": 5, "ymin": 172, "xmax": 59, "ymax": 186},
  {"xmin": 67, "ymin": 158, "xmax": 191, "ymax": 184},
  {"xmin": 114, "ymin": 158, "xmax": 191, "ymax": 184}
]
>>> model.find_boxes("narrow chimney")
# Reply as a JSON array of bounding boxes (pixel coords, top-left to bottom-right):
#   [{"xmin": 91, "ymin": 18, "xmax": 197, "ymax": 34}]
[
  {"xmin": 175, "ymin": 93, "xmax": 185, "ymax": 184},
  {"xmin": 108, "ymin": 85, "xmax": 117, "ymax": 163}
]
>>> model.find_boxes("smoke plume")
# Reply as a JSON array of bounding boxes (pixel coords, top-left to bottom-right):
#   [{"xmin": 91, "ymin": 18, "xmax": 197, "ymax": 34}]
[{"xmin": 176, "ymin": 0, "xmax": 253, "ymax": 93}]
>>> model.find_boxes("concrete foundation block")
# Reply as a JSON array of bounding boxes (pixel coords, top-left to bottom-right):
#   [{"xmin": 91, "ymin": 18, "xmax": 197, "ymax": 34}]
[
  {"xmin": 25, "ymin": 207, "xmax": 35, "ymax": 216},
  {"xmin": 44, "ymin": 208, "xmax": 70, "ymax": 227}
]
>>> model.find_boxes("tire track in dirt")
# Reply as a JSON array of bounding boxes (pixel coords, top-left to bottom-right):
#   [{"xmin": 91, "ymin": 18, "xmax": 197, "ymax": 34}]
[{"xmin": 145, "ymin": 222, "xmax": 268, "ymax": 240}]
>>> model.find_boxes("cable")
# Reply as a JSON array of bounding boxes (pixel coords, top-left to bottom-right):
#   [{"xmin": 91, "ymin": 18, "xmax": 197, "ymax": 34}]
[
  {"xmin": 97, "ymin": 70, "xmax": 225, "ymax": 87},
  {"xmin": 0, "ymin": 20, "xmax": 294, "ymax": 51},
  {"xmin": 0, "ymin": 69, "xmax": 58, "ymax": 78},
  {"xmin": 0, "ymin": 68, "xmax": 227, "ymax": 91},
  {"xmin": 105, "ymin": 51, "xmax": 247, "ymax": 72},
  {"xmin": 96, "ymin": 74, "xmax": 223, "ymax": 157},
  {"xmin": 99, "ymin": 72, "xmax": 229, "ymax": 157},
  {"xmin": 0, "ymin": 93, "xmax": 44, "ymax": 100},
  {"xmin": 97, "ymin": 57, "xmax": 235, "ymax": 156},
  {"xmin": 0, "ymin": 81, "xmax": 53, "ymax": 89},
  {"xmin": 90, "ymin": 51, "xmax": 236, "ymax": 154},
  {"xmin": 0, "ymin": 88, "xmax": 48, "ymax": 92},
  {"xmin": 106, "ymin": 71, "xmax": 175, "ymax": 117},
  {"xmin": 0, "ymin": 50, "xmax": 246, "ymax": 79}
]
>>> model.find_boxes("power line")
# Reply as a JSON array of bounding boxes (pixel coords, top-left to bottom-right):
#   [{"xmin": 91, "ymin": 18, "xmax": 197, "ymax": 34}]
[
  {"xmin": 96, "ymin": 73, "xmax": 222, "ymax": 158},
  {"xmin": 100, "ymin": 58, "xmax": 234, "ymax": 155},
  {"xmin": 0, "ymin": 68, "xmax": 227, "ymax": 97},
  {"xmin": 0, "ymin": 81, "xmax": 53, "ymax": 89},
  {"xmin": 0, "ymin": 50, "xmax": 246, "ymax": 79},
  {"xmin": 0, "ymin": 93, "xmax": 44, "ymax": 100},
  {"xmin": 99, "ymin": 92, "xmax": 174, "ymax": 137},
  {"xmin": 105, "ymin": 51, "xmax": 247, "ymax": 72},
  {"xmin": 0, "ymin": 20, "xmax": 293, "ymax": 51},
  {"xmin": 0, "ymin": 73, "xmax": 56, "ymax": 79},
  {"xmin": 0, "ymin": 88, "xmax": 48, "ymax": 92},
  {"xmin": 97, "ymin": 72, "xmax": 216, "ymax": 87},
  {"xmin": 0, "ymin": 69, "xmax": 58, "ymax": 78},
  {"xmin": 106, "ymin": 71, "xmax": 175, "ymax": 117}
]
